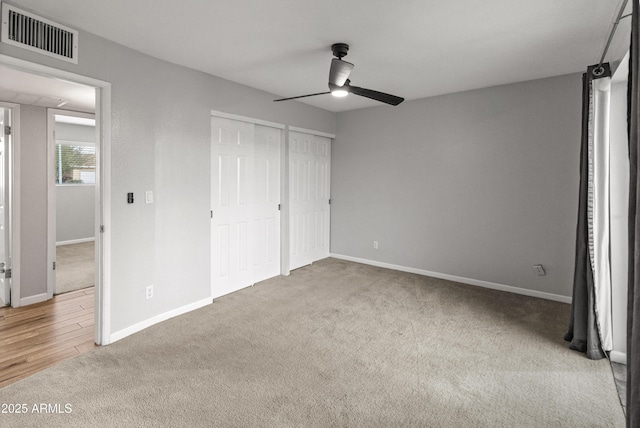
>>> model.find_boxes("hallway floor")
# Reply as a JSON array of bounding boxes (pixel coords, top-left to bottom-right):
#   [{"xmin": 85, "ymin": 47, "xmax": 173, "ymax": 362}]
[{"xmin": 0, "ymin": 287, "xmax": 95, "ymax": 388}]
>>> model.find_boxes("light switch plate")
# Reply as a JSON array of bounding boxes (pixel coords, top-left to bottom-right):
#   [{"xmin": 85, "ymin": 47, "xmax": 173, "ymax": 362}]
[{"xmin": 145, "ymin": 191, "xmax": 154, "ymax": 204}]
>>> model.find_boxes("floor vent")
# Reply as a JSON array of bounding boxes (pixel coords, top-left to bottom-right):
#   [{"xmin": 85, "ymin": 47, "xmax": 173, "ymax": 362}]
[{"xmin": 1, "ymin": 3, "xmax": 78, "ymax": 64}]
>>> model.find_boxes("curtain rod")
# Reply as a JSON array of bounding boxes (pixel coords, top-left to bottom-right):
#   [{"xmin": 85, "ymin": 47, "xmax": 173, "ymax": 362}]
[{"xmin": 597, "ymin": 0, "xmax": 631, "ymax": 69}]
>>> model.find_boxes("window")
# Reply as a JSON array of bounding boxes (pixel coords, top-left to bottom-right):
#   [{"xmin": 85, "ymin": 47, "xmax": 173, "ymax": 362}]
[{"xmin": 55, "ymin": 140, "xmax": 96, "ymax": 184}]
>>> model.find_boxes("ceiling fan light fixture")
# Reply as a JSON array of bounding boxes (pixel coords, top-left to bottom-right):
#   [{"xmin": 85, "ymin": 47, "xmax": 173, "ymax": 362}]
[{"xmin": 331, "ymin": 88, "xmax": 349, "ymax": 98}]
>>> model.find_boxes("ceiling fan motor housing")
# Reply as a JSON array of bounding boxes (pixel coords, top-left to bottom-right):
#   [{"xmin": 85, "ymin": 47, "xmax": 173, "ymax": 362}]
[{"xmin": 331, "ymin": 43, "xmax": 349, "ymax": 58}]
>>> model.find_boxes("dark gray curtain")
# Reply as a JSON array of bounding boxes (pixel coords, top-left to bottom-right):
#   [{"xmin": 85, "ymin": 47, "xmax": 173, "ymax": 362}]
[
  {"xmin": 564, "ymin": 64, "xmax": 610, "ymax": 360},
  {"xmin": 627, "ymin": 1, "xmax": 640, "ymax": 425}
]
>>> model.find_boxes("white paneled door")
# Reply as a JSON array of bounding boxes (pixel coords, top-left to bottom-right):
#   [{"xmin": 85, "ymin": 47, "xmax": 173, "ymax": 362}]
[
  {"xmin": 289, "ymin": 131, "xmax": 331, "ymax": 270},
  {"xmin": 251, "ymin": 125, "xmax": 281, "ymax": 282},
  {"xmin": 211, "ymin": 116, "xmax": 281, "ymax": 298}
]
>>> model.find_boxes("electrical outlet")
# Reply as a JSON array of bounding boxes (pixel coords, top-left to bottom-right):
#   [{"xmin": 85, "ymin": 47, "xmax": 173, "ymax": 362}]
[
  {"xmin": 373, "ymin": 241, "xmax": 379, "ymax": 250},
  {"xmin": 533, "ymin": 265, "xmax": 546, "ymax": 276},
  {"xmin": 146, "ymin": 285, "xmax": 154, "ymax": 299}
]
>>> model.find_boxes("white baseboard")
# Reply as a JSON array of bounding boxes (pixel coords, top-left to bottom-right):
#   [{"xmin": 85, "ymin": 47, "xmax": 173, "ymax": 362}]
[
  {"xmin": 57, "ymin": 237, "xmax": 95, "ymax": 246},
  {"xmin": 329, "ymin": 253, "xmax": 572, "ymax": 304},
  {"xmin": 109, "ymin": 297, "xmax": 213, "ymax": 344},
  {"xmin": 19, "ymin": 292, "xmax": 49, "ymax": 307},
  {"xmin": 610, "ymin": 350, "xmax": 627, "ymax": 365}
]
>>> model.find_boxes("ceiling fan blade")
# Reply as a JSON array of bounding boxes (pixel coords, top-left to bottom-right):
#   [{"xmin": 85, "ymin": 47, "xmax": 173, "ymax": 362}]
[
  {"xmin": 329, "ymin": 58, "xmax": 354, "ymax": 87},
  {"xmin": 273, "ymin": 91, "xmax": 331, "ymax": 102},
  {"xmin": 348, "ymin": 85, "xmax": 404, "ymax": 106}
]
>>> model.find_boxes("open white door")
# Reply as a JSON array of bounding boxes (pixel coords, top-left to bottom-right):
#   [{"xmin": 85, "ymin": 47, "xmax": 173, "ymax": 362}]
[
  {"xmin": 211, "ymin": 115, "xmax": 281, "ymax": 298},
  {"xmin": 0, "ymin": 107, "xmax": 12, "ymax": 306},
  {"xmin": 289, "ymin": 130, "xmax": 331, "ymax": 270}
]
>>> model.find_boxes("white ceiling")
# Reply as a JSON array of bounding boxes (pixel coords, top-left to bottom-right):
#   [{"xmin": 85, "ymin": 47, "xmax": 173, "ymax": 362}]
[
  {"xmin": 1, "ymin": 0, "xmax": 633, "ymax": 112},
  {"xmin": 0, "ymin": 66, "xmax": 95, "ymax": 112}
]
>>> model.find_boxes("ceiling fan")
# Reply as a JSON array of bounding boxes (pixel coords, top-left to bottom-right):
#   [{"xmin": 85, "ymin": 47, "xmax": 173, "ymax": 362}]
[{"xmin": 274, "ymin": 43, "xmax": 404, "ymax": 106}]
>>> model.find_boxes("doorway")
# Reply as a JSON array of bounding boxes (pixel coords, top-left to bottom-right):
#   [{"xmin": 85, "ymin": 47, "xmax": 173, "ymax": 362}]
[
  {"xmin": 0, "ymin": 62, "xmax": 105, "ymax": 385},
  {"xmin": 49, "ymin": 111, "xmax": 97, "ymax": 297},
  {"xmin": 0, "ymin": 54, "xmax": 111, "ymax": 345}
]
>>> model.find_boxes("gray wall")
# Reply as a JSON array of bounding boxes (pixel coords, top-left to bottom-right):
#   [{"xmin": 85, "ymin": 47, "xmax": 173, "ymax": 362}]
[
  {"xmin": 56, "ymin": 122, "xmax": 96, "ymax": 243},
  {"xmin": 332, "ymin": 73, "xmax": 582, "ymax": 298},
  {"xmin": 1, "ymin": 1, "xmax": 335, "ymax": 334},
  {"xmin": 20, "ymin": 105, "xmax": 48, "ymax": 298},
  {"xmin": 56, "ymin": 186, "xmax": 95, "ymax": 243}
]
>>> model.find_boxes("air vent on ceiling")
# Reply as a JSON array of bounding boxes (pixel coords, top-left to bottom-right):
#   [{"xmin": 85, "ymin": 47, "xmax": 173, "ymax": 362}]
[{"xmin": 1, "ymin": 3, "xmax": 78, "ymax": 64}]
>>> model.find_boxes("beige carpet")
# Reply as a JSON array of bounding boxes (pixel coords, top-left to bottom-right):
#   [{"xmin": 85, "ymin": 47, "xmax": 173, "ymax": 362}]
[
  {"xmin": 0, "ymin": 258, "xmax": 625, "ymax": 427},
  {"xmin": 55, "ymin": 242, "xmax": 95, "ymax": 295}
]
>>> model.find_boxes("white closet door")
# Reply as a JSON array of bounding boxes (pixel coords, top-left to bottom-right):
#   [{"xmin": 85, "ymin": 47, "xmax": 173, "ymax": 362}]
[
  {"xmin": 289, "ymin": 131, "xmax": 331, "ymax": 270},
  {"xmin": 250, "ymin": 125, "xmax": 281, "ymax": 283},
  {"xmin": 211, "ymin": 116, "xmax": 281, "ymax": 298},
  {"xmin": 211, "ymin": 117, "xmax": 254, "ymax": 298}
]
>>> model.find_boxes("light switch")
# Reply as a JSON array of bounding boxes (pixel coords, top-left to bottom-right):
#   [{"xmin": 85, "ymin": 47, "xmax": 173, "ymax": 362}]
[{"xmin": 145, "ymin": 191, "xmax": 154, "ymax": 204}]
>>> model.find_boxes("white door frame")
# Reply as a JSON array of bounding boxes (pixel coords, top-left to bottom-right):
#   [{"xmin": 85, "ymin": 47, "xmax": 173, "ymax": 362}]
[
  {"xmin": 0, "ymin": 101, "xmax": 20, "ymax": 307},
  {"xmin": 47, "ymin": 109, "xmax": 96, "ymax": 297},
  {"xmin": 0, "ymin": 54, "xmax": 112, "ymax": 346}
]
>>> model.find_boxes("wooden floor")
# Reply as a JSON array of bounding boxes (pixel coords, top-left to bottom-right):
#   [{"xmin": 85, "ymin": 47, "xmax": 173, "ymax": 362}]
[{"xmin": 0, "ymin": 287, "xmax": 96, "ymax": 388}]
